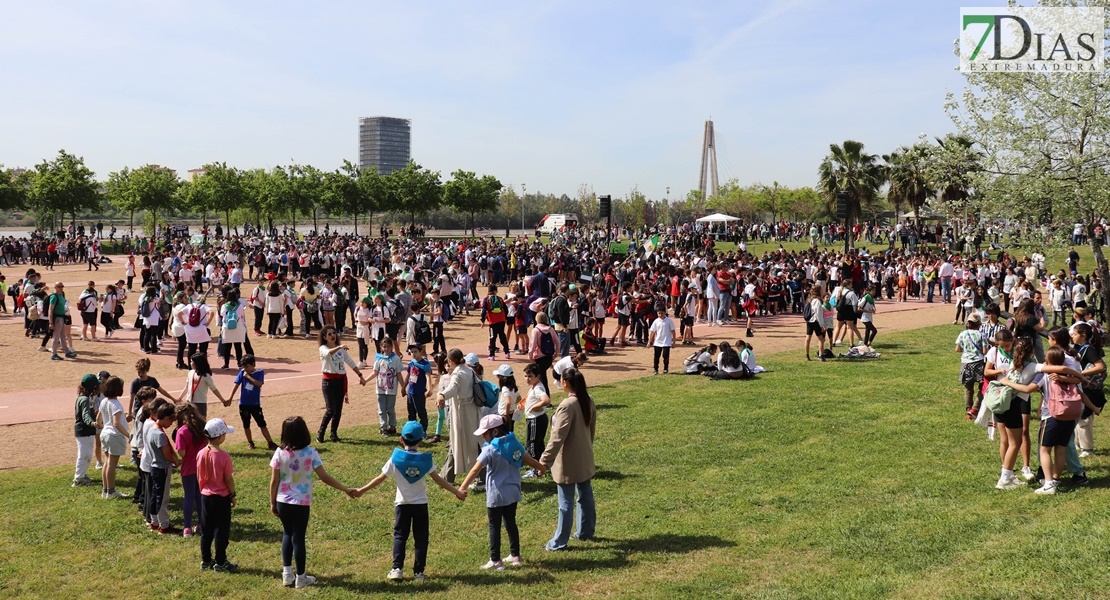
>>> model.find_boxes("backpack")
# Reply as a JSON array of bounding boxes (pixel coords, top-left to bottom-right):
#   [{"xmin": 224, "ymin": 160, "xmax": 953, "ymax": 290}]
[
  {"xmin": 304, "ymin": 299, "xmax": 319, "ymax": 313},
  {"xmin": 487, "ymin": 295, "xmax": 502, "ymax": 314},
  {"xmin": 1048, "ymin": 380, "xmax": 1084, "ymax": 420},
  {"xmin": 476, "ymin": 379, "xmax": 500, "ymax": 408},
  {"xmin": 1077, "ymin": 344, "xmax": 1105, "ymax": 391},
  {"xmin": 469, "ymin": 369, "xmax": 497, "ymax": 408},
  {"xmin": 538, "ymin": 327, "xmax": 556, "ymax": 357},
  {"xmin": 410, "ymin": 314, "xmax": 433, "ymax": 344},
  {"xmin": 187, "ymin": 303, "xmax": 203, "ymax": 327},
  {"xmin": 388, "ymin": 299, "xmax": 405, "ymax": 326},
  {"xmin": 28, "ymin": 300, "xmax": 41, "ymax": 321},
  {"xmin": 140, "ymin": 297, "xmax": 154, "ymax": 319},
  {"xmin": 224, "ymin": 302, "xmax": 239, "ymax": 330},
  {"xmin": 983, "ymin": 379, "xmax": 1014, "ymax": 414},
  {"xmin": 802, "ymin": 300, "xmax": 814, "ymax": 322}
]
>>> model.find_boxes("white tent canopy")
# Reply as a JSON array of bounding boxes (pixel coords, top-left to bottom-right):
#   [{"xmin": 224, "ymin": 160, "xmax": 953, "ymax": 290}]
[{"xmin": 696, "ymin": 212, "xmax": 741, "ymax": 223}]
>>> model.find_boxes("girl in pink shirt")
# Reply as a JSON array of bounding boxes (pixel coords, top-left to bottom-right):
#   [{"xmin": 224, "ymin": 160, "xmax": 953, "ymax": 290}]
[
  {"xmin": 197, "ymin": 418, "xmax": 237, "ymax": 572},
  {"xmin": 174, "ymin": 404, "xmax": 206, "ymax": 538}
]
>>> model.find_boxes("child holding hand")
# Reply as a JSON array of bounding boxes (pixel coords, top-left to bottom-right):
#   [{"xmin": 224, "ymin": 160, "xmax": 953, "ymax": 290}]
[
  {"xmin": 358, "ymin": 421, "xmax": 465, "ymax": 583},
  {"xmin": 460, "ymin": 415, "xmax": 545, "ymax": 570},
  {"xmin": 197, "ymin": 418, "xmax": 237, "ymax": 572}
]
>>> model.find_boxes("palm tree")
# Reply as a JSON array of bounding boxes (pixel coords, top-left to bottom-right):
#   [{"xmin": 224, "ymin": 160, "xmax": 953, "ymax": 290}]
[
  {"xmin": 930, "ymin": 134, "xmax": 984, "ymax": 220},
  {"xmin": 817, "ymin": 140, "xmax": 884, "ymax": 246},
  {"xmin": 884, "ymin": 143, "xmax": 935, "ymax": 232}
]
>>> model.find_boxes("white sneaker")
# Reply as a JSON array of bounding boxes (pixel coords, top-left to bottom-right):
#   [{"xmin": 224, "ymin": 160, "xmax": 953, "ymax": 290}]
[
  {"xmin": 480, "ymin": 560, "xmax": 505, "ymax": 570},
  {"xmin": 1079, "ymin": 450, "xmax": 1094, "ymax": 458},
  {"xmin": 1020, "ymin": 466, "xmax": 1035, "ymax": 481},
  {"xmin": 1034, "ymin": 481, "xmax": 1058, "ymax": 495},
  {"xmin": 95, "ymin": 461, "xmax": 103, "ymax": 470},
  {"xmin": 413, "ymin": 573, "xmax": 426, "ymax": 582},
  {"xmin": 295, "ymin": 574, "xmax": 316, "ymax": 588},
  {"xmin": 995, "ymin": 477, "xmax": 1022, "ymax": 490},
  {"xmin": 502, "ymin": 555, "xmax": 523, "ymax": 567},
  {"xmin": 387, "ymin": 568, "xmax": 404, "ymax": 581},
  {"xmin": 282, "ymin": 571, "xmax": 295, "ymax": 587}
]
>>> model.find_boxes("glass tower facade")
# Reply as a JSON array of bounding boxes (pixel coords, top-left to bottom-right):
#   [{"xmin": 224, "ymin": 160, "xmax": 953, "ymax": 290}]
[{"xmin": 358, "ymin": 116, "xmax": 411, "ymax": 175}]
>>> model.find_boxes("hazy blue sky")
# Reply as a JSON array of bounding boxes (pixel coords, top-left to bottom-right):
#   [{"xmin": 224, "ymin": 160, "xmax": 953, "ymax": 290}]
[{"xmin": 1, "ymin": 0, "xmax": 971, "ymax": 200}]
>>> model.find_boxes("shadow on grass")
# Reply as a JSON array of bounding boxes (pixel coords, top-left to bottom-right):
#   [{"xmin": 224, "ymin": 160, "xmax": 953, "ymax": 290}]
[
  {"xmin": 446, "ymin": 569, "xmax": 557, "ymax": 586},
  {"xmin": 523, "ymin": 468, "xmax": 633, "ymax": 502},
  {"xmin": 594, "ymin": 403, "xmax": 628, "ymax": 410},
  {"xmin": 229, "ymin": 519, "xmax": 283, "ymax": 542},
  {"xmin": 542, "ymin": 534, "xmax": 736, "ymax": 573},
  {"xmin": 311, "ymin": 573, "xmax": 448, "ymax": 594}
]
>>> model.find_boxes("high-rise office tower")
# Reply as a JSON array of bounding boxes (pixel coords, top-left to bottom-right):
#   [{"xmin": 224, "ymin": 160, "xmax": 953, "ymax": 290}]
[{"xmin": 358, "ymin": 116, "xmax": 411, "ymax": 175}]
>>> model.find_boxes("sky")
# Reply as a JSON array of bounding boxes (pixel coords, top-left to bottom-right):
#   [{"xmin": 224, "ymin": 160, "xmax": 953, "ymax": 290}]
[{"xmin": 0, "ymin": 0, "xmax": 975, "ymax": 201}]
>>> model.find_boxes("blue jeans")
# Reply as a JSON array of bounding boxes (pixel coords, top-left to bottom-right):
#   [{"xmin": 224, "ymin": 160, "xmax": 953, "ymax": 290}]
[
  {"xmin": 717, "ymin": 291, "xmax": 732, "ymax": 322},
  {"xmin": 546, "ymin": 480, "xmax": 595, "ymax": 550},
  {"xmin": 940, "ymin": 277, "xmax": 953, "ymax": 303},
  {"xmin": 927, "ymin": 280, "xmax": 936, "ymax": 303},
  {"xmin": 558, "ymin": 330, "xmax": 570, "ymax": 358}
]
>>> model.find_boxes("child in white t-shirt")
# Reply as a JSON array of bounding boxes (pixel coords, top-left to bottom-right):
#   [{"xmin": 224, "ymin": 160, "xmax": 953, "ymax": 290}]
[{"xmin": 357, "ymin": 422, "xmax": 465, "ymax": 582}]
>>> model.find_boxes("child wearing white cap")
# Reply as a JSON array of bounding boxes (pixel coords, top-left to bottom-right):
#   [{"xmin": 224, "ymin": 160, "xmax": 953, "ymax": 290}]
[
  {"xmin": 197, "ymin": 418, "xmax": 237, "ymax": 572},
  {"xmin": 461, "ymin": 414, "xmax": 545, "ymax": 570}
]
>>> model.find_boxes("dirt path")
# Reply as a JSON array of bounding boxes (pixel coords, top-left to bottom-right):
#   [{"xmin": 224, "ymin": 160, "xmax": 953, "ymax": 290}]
[{"xmin": 0, "ymin": 256, "xmax": 957, "ymax": 470}]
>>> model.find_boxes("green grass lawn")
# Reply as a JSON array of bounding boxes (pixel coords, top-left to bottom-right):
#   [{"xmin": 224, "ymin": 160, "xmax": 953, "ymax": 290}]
[{"xmin": 2, "ymin": 325, "xmax": 1108, "ymax": 598}]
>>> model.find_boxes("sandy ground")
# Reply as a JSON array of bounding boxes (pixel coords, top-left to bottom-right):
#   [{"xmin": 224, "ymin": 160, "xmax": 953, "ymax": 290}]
[{"xmin": 0, "ymin": 256, "xmax": 957, "ymax": 471}]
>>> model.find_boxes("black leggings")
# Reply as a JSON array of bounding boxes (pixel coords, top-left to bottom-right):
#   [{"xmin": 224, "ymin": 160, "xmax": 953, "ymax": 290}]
[
  {"xmin": 277, "ymin": 502, "xmax": 310, "ymax": 575},
  {"xmin": 319, "ymin": 377, "xmax": 345, "ymax": 436},
  {"xmin": 267, "ymin": 313, "xmax": 281, "ymax": 335},
  {"xmin": 201, "ymin": 494, "xmax": 232, "ymax": 565},
  {"xmin": 526, "ymin": 414, "xmax": 548, "ymax": 460},
  {"xmin": 393, "ymin": 503, "xmax": 429, "ymax": 573},
  {"xmin": 488, "ymin": 503, "xmax": 520, "ymax": 561},
  {"xmin": 253, "ymin": 307, "xmax": 264, "ymax": 332},
  {"xmin": 187, "ymin": 341, "xmax": 210, "ymax": 365},
  {"xmin": 176, "ymin": 335, "xmax": 187, "ymax": 366},
  {"xmin": 863, "ymin": 321, "xmax": 877, "ymax": 345},
  {"xmin": 488, "ymin": 322, "xmax": 509, "ymax": 355},
  {"xmin": 432, "ymin": 322, "xmax": 445, "ymax": 355},
  {"xmin": 533, "ymin": 355, "xmax": 553, "ymax": 398},
  {"xmin": 357, "ymin": 338, "xmax": 369, "ymax": 363}
]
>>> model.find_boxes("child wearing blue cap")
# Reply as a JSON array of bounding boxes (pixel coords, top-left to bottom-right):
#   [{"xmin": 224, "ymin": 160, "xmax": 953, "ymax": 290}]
[
  {"xmin": 460, "ymin": 414, "xmax": 545, "ymax": 570},
  {"xmin": 357, "ymin": 421, "xmax": 466, "ymax": 582}
]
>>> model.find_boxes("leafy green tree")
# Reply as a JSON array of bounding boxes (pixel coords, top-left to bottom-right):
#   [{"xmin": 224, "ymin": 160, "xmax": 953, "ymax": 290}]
[
  {"xmin": 289, "ymin": 164, "xmax": 327, "ymax": 234},
  {"xmin": 947, "ymin": 2, "xmax": 1110, "ymax": 317},
  {"xmin": 132, "ymin": 165, "xmax": 180, "ymax": 237},
  {"xmin": 28, "ymin": 150, "xmax": 101, "ymax": 232},
  {"xmin": 884, "ymin": 143, "xmax": 935, "ymax": 231},
  {"xmin": 105, "ymin": 167, "xmax": 138, "ymax": 236},
  {"xmin": 755, "ymin": 181, "xmax": 789, "ymax": 223},
  {"xmin": 442, "ymin": 170, "xmax": 502, "ymax": 235},
  {"xmin": 817, "ymin": 140, "xmax": 884, "ymax": 245},
  {"xmin": 389, "ymin": 161, "xmax": 442, "ymax": 227},
  {"xmin": 189, "ymin": 163, "xmax": 244, "ymax": 238},
  {"xmin": 926, "ymin": 134, "xmax": 984, "ymax": 223},
  {"xmin": 0, "ymin": 165, "xmax": 29, "ymax": 211},
  {"xmin": 499, "ymin": 184, "xmax": 522, "ymax": 233}
]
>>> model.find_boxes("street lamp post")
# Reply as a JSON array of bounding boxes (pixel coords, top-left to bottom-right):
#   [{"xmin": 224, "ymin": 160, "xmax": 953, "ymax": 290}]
[{"xmin": 521, "ymin": 183, "xmax": 526, "ymax": 235}]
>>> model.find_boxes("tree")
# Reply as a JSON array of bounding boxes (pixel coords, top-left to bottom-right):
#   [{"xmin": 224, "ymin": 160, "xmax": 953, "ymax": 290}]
[
  {"xmin": 189, "ymin": 163, "xmax": 244, "ymax": 239},
  {"xmin": 817, "ymin": 140, "xmax": 884, "ymax": 246},
  {"xmin": 947, "ymin": 1, "xmax": 1110, "ymax": 319},
  {"xmin": 389, "ymin": 161, "xmax": 442, "ymax": 227},
  {"xmin": 754, "ymin": 181, "xmax": 789, "ymax": 223},
  {"xmin": 577, "ymin": 184, "xmax": 599, "ymax": 224},
  {"xmin": 442, "ymin": 170, "xmax": 502, "ymax": 235},
  {"xmin": 499, "ymin": 184, "xmax": 521, "ymax": 235},
  {"xmin": 884, "ymin": 143, "xmax": 935, "ymax": 231},
  {"xmin": 0, "ymin": 165, "xmax": 29, "ymax": 211},
  {"xmin": 926, "ymin": 134, "xmax": 985, "ymax": 228},
  {"xmin": 132, "ymin": 165, "xmax": 180, "ymax": 237},
  {"xmin": 28, "ymin": 150, "xmax": 101, "ymax": 232},
  {"xmin": 289, "ymin": 164, "xmax": 327, "ymax": 234}
]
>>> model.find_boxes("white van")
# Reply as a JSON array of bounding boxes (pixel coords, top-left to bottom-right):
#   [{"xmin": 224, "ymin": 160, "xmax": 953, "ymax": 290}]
[{"xmin": 537, "ymin": 214, "xmax": 578, "ymax": 235}]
